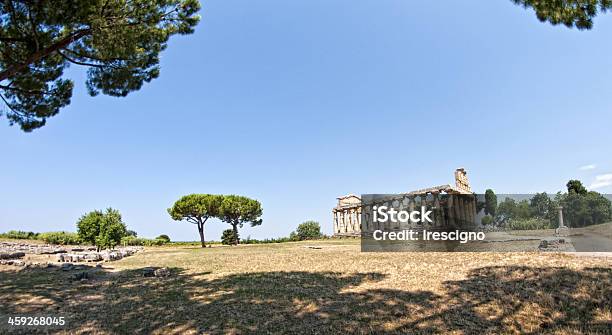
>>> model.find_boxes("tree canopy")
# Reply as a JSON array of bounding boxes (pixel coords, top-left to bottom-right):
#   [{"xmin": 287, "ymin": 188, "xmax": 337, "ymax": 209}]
[
  {"xmin": 168, "ymin": 194, "xmax": 224, "ymax": 247},
  {"xmin": 76, "ymin": 207, "xmax": 127, "ymax": 251},
  {"xmin": 0, "ymin": 0, "xmax": 200, "ymax": 131},
  {"xmin": 567, "ymin": 179, "xmax": 588, "ymax": 195},
  {"xmin": 221, "ymin": 229, "xmax": 239, "ymax": 245},
  {"xmin": 489, "ymin": 180, "xmax": 611, "ymax": 229},
  {"xmin": 512, "ymin": 0, "xmax": 612, "ymax": 30},
  {"xmin": 562, "ymin": 190, "xmax": 611, "ymax": 227},
  {"xmin": 484, "ymin": 189, "xmax": 497, "ymax": 217},
  {"xmin": 218, "ymin": 195, "xmax": 263, "ymax": 245},
  {"xmin": 293, "ymin": 220, "xmax": 322, "ymax": 241},
  {"xmin": 530, "ymin": 192, "xmax": 553, "ymax": 218}
]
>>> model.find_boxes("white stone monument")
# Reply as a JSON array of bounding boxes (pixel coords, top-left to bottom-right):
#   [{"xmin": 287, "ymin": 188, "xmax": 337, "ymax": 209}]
[{"xmin": 555, "ymin": 206, "xmax": 570, "ymax": 237}]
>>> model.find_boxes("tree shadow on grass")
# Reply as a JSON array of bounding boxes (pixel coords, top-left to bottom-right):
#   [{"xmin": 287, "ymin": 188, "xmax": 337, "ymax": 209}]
[{"xmin": 0, "ymin": 265, "xmax": 609, "ymax": 334}]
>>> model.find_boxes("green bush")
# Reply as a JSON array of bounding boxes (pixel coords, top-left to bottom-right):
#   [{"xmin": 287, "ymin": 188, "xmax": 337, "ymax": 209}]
[
  {"xmin": 221, "ymin": 229, "xmax": 239, "ymax": 245},
  {"xmin": 294, "ymin": 221, "xmax": 322, "ymax": 241},
  {"xmin": 77, "ymin": 208, "xmax": 128, "ymax": 250},
  {"xmin": 507, "ymin": 218, "xmax": 553, "ymax": 230},
  {"xmin": 38, "ymin": 231, "xmax": 81, "ymax": 245},
  {"xmin": 0, "ymin": 230, "xmax": 39, "ymax": 240},
  {"xmin": 120, "ymin": 236, "xmax": 165, "ymax": 246},
  {"xmin": 481, "ymin": 215, "xmax": 493, "ymax": 225},
  {"xmin": 156, "ymin": 234, "xmax": 171, "ymax": 243}
]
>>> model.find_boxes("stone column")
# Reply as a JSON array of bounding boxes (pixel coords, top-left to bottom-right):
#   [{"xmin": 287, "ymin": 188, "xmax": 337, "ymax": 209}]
[
  {"xmin": 461, "ymin": 197, "xmax": 468, "ymax": 225},
  {"xmin": 333, "ymin": 210, "xmax": 338, "ymax": 234},
  {"xmin": 471, "ymin": 197, "xmax": 477, "ymax": 224},
  {"xmin": 347, "ymin": 209, "xmax": 352, "ymax": 233},
  {"xmin": 356, "ymin": 208, "xmax": 362, "ymax": 232},
  {"xmin": 471, "ymin": 197, "xmax": 477, "ymax": 223},
  {"xmin": 433, "ymin": 192, "xmax": 441, "ymax": 227},
  {"xmin": 461, "ymin": 197, "xmax": 467, "ymax": 224},
  {"xmin": 344, "ymin": 209, "xmax": 350, "ymax": 233},
  {"xmin": 555, "ymin": 206, "xmax": 569, "ymax": 236},
  {"xmin": 454, "ymin": 195, "xmax": 463, "ymax": 225},
  {"xmin": 462, "ymin": 197, "xmax": 469, "ymax": 224},
  {"xmin": 447, "ymin": 195, "xmax": 455, "ymax": 225}
]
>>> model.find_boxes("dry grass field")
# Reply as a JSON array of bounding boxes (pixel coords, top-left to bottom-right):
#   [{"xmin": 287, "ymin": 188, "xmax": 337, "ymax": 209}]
[{"xmin": 1, "ymin": 239, "xmax": 611, "ymax": 334}]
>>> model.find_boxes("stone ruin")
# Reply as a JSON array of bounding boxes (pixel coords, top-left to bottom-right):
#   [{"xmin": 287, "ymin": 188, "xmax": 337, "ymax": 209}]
[
  {"xmin": 0, "ymin": 241, "xmax": 143, "ymax": 268},
  {"xmin": 333, "ymin": 168, "xmax": 477, "ymax": 236}
]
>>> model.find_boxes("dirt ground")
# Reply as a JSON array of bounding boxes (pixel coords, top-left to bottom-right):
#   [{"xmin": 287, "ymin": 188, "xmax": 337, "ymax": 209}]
[{"xmin": 0, "ymin": 239, "xmax": 610, "ymax": 334}]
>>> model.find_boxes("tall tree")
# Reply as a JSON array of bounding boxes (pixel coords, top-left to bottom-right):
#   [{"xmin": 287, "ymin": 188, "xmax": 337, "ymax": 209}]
[
  {"xmin": 530, "ymin": 192, "xmax": 552, "ymax": 218},
  {"xmin": 76, "ymin": 210, "xmax": 105, "ymax": 248},
  {"xmin": 96, "ymin": 208, "xmax": 127, "ymax": 250},
  {"xmin": 76, "ymin": 207, "xmax": 127, "ymax": 251},
  {"xmin": 560, "ymin": 190, "xmax": 612, "ymax": 227},
  {"xmin": 567, "ymin": 179, "xmax": 588, "ymax": 195},
  {"xmin": 0, "ymin": 0, "xmax": 200, "ymax": 131},
  {"xmin": 167, "ymin": 194, "xmax": 223, "ymax": 248},
  {"xmin": 511, "ymin": 0, "xmax": 612, "ymax": 30},
  {"xmin": 219, "ymin": 195, "xmax": 263, "ymax": 245},
  {"xmin": 496, "ymin": 197, "xmax": 517, "ymax": 223},
  {"xmin": 484, "ymin": 189, "xmax": 497, "ymax": 218}
]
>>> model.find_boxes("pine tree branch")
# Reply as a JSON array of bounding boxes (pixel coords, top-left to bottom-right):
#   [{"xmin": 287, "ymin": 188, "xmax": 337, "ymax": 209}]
[{"xmin": 0, "ymin": 28, "xmax": 91, "ymax": 82}]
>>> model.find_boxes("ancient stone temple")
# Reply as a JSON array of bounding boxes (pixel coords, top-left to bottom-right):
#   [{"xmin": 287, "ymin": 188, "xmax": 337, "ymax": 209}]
[{"xmin": 332, "ymin": 168, "xmax": 476, "ymax": 236}]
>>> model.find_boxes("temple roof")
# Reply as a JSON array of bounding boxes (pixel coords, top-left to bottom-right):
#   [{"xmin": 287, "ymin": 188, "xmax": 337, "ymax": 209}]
[
  {"xmin": 406, "ymin": 184, "xmax": 473, "ymax": 195},
  {"xmin": 336, "ymin": 194, "xmax": 361, "ymax": 200}
]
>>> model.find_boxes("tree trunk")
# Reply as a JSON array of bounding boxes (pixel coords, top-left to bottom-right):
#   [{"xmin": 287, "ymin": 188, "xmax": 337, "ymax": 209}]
[
  {"xmin": 0, "ymin": 29, "xmax": 91, "ymax": 82},
  {"xmin": 232, "ymin": 223, "xmax": 240, "ymax": 245},
  {"xmin": 198, "ymin": 223, "xmax": 206, "ymax": 248}
]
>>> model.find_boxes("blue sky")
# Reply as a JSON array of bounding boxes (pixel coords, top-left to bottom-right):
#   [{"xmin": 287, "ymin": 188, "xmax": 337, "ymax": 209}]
[{"xmin": 2, "ymin": 1, "xmax": 612, "ymax": 241}]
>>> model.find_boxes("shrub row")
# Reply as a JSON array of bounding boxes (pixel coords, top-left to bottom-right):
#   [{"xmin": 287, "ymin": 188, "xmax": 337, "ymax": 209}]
[
  {"xmin": 0, "ymin": 230, "xmax": 80, "ymax": 245},
  {"xmin": 0, "ymin": 230, "xmax": 39, "ymax": 240},
  {"xmin": 1, "ymin": 230, "xmax": 174, "ymax": 247},
  {"xmin": 506, "ymin": 218, "xmax": 553, "ymax": 230},
  {"xmin": 120, "ymin": 236, "xmax": 168, "ymax": 246},
  {"xmin": 38, "ymin": 231, "xmax": 81, "ymax": 245}
]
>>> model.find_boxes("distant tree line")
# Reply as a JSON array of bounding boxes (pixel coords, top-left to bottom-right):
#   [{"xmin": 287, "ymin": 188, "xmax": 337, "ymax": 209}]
[
  {"xmin": 1, "ymin": 208, "xmax": 172, "ymax": 249},
  {"xmin": 0, "ymin": 230, "xmax": 80, "ymax": 245},
  {"xmin": 220, "ymin": 220, "xmax": 324, "ymax": 245},
  {"xmin": 481, "ymin": 180, "xmax": 612, "ymax": 230}
]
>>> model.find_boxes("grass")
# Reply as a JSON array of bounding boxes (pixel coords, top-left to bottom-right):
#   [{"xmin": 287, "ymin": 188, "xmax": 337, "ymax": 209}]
[{"xmin": 0, "ymin": 239, "xmax": 610, "ymax": 334}]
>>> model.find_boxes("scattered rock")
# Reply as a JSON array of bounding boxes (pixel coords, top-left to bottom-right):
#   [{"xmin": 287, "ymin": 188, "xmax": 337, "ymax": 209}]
[
  {"xmin": 84, "ymin": 253, "xmax": 102, "ymax": 262},
  {"xmin": 142, "ymin": 267, "xmax": 156, "ymax": 277},
  {"xmin": 0, "ymin": 252, "xmax": 25, "ymax": 260},
  {"xmin": 154, "ymin": 267, "xmax": 171, "ymax": 277},
  {"xmin": 539, "ymin": 238, "xmax": 572, "ymax": 252},
  {"xmin": 1, "ymin": 242, "xmax": 142, "ymax": 267}
]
